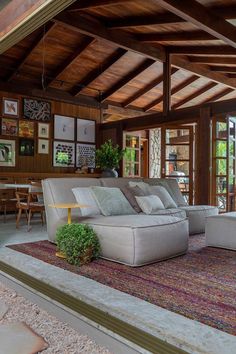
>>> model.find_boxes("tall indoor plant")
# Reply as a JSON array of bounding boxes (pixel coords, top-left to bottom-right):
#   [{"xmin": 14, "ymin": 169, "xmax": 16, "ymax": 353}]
[{"xmin": 95, "ymin": 139, "xmax": 125, "ymax": 177}]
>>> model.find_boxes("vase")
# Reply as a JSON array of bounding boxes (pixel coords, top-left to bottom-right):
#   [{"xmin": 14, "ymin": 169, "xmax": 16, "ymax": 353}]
[{"xmin": 101, "ymin": 168, "xmax": 118, "ymax": 178}]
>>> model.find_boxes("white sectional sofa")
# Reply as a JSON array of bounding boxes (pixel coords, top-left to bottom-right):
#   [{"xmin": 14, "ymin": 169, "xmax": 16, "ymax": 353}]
[{"xmin": 42, "ymin": 177, "xmax": 218, "ymax": 266}]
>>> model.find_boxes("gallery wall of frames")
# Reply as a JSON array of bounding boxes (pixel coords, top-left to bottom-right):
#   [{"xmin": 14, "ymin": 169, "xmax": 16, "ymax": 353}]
[{"xmin": 0, "ymin": 92, "xmax": 100, "ymax": 173}]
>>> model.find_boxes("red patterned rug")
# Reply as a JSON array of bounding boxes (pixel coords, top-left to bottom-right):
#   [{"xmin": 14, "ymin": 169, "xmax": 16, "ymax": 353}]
[{"xmin": 7, "ymin": 234, "xmax": 236, "ymax": 335}]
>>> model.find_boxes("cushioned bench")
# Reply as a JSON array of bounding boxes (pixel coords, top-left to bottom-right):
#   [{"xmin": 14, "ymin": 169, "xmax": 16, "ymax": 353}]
[{"xmin": 206, "ymin": 212, "xmax": 236, "ymax": 250}]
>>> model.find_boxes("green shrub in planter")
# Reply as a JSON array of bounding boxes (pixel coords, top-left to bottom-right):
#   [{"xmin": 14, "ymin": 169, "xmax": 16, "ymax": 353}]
[{"xmin": 56, "ymin": 223, "xmax": 100, "ymax": 266}]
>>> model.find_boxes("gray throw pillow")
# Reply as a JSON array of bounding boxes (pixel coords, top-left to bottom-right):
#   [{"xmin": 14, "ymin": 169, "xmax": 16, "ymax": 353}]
[
  {"xmin": 135, "ymin": 195, "xmax": 165, "ymax": 214},
  {"xmin": 91, "ymin": 186, "xmax": 136, "ymax": 216},
  {"xmin": 149, "ymin": 185, "xmax": 177, "ymax": 209},
  {"xmin": 121, "ymin": 185, "xmax": 146, "ymax": 213}
]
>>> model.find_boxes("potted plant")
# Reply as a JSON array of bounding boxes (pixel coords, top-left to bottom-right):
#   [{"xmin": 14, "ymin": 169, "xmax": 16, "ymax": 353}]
[
  {"xmin": 56, "ymin": 223, "xmax": 100, "ymax": 266},
  {"xmin": 95, "ymin": 139, "xmax": 125, "ymax": 177}
]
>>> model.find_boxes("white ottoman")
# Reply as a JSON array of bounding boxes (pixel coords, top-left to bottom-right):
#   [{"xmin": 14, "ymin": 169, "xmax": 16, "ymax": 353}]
[{"xmin": 205, "ymin": 212, "xmax": 236, "ymax": 250}]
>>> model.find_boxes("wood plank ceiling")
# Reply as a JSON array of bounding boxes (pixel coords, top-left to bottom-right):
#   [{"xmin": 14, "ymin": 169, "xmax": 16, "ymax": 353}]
[{"xmin": 1, "ymin": 0, "xmax": 236, "ymax": 121}]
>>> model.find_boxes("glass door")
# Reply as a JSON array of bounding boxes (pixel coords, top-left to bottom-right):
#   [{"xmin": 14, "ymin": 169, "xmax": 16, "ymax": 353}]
[
  {"xmin": 123, "ymin": 132, "xmax": 141, "ymax": 177},
  {"xmin": 227, "ymin": 116, "xmax": 236, "ymax": 211}
]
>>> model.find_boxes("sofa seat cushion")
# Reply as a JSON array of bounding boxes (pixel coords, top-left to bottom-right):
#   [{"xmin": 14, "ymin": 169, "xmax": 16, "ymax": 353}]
[{"xmin": 179, "ymin": 205, "xmax": 219, "ymax": 234}]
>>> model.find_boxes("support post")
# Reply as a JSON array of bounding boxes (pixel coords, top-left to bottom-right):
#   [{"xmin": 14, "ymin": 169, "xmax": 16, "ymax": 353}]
[{"xmin": 163, "ymin": 53, "xmax": 171, "ymax": 115}]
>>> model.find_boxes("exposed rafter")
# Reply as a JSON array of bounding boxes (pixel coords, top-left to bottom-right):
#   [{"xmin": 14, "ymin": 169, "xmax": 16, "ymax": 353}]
[
  {"xmin": 100, "ymin": 59, "xmax": 155, "ymax": 103},
  {"xmin": 210, "ymin": 66, "xmax": 236, "ymax": 74},
  {"xmin": 144, "ymin": 74, "xmax": 199, "ymax": 112},
  {"xmin": 123, "ymin": 67, "xmax": 178, "ymax": 107},
  {"xmin": 5, "ymin": 22, "xmax": 56, "ymax": 82},
  {"xmin": 137, "ymin": 31, "xmax": 214, "ymax": 43},
  {"xmin": 47, "ymin": 37, "xmax": 96, "ymax": 87},
  {"xmin": 68, "ymin": 0, "xmax": 132, "ymax": 11},
  {"xmin": 70, "ymin": 48, "xmax": 127, "ymax": 96},
  {"xmin": 172, "ymin": 82, "xmax": 218, "ymax": 109},
  {"xmin": 189, "ymin": 57, "xmax": 236, "ymax": 65},
  {"xmin": 201, "ymin": 88, "xmax": 233, "ymax": 104},
  {"xmin": 168, "ymin": 46, "xmax": 236, "ymax": 55}
]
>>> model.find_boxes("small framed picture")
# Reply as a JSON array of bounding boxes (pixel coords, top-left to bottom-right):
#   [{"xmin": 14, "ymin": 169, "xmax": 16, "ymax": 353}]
[
  {"xmin": 2, "ymin": 98, "xmax": 19, "ymax": 118},
  {"xmin": 53, "ymin": 141, "xmax": 75, "ymax": 167},
  {"xmin": 38, "ymin": 122, "xmax": 49, "ymax": 138},
  {"xmin": 19, "ymin": 120, "xmax": 34, "ymax": 138},
  {"xmin": 38, "ymin": 139, "xmax": 49, "ymax": 154},
  {"xmin": 19, "ymin": 138, "xmax": 34, "ymax": 156},
  {"xmin": 76, "ymin": 143, "xmax": 95, "ymax": 168},
  {"xmin": 1, "ymin": 118, "xmax": 18, "ymax": 136},
  {"xmin": 77, "ymin": 118, "xmax": 95, "ymax": 143},
  {"xmin": 54, "ymin": 115, "xmax": 75, "ymax": 141},
  {"xmin": 23, "ymin": 98, "xmax": 51, "ymax": 121},
  {"xmin": 0, "ymin": 139, "xmax": 15, "ymax": 166}
]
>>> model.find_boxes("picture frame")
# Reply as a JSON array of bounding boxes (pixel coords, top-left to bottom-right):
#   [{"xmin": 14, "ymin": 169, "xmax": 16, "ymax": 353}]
[
  {"xmin": 76, "ymin": 143, "xmax": 95, "ymax": 168},
  {"xmin": 54, "ymin": 115, "xmax": 75, "ymax": 141},
  {"xmin": 23, "ymin": 98, "xmax": 51, "ymax": 121},
  {"xmin": 2, "ymin": 98, "xmax": 19, "ymax": 118},
  {"xmin": 38, "ymin": 122, "xmax": 49, "ymax": 138},
  {"xmin": 19, "ymin": 120, "xmax": 34, "ymax": 138},
  {"xmin": 0, "ymin": 139, "xmax": 15, "ymax": 166},
  {"xmin": 38, "ymin": 139, "xmax": 49, "ymax": 154},
  {"xmin": 1, "ymin": 118, "xmax": 18, "ymax": 136},
  {"xmin": 19, "ymin": 138, "xmax": 34, "ymax": 156},
  {"xmin": 53, "ymin": 141, "xmax": 75, "ymax": 167},
  {"xmin": 77, "ymin": 118, "xmax": 95, "ymax": 143}
]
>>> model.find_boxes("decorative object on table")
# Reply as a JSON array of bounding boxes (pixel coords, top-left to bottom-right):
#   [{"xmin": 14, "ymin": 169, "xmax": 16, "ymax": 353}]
[
  {"xmin": 54, "ymin": 115, "xmax": 75, "ymax": 141},
  {"xmin": 38, "ymin": 122, "xmax": 49, "ymax": 138},
  {"xmin": 23, "ymin": 98, "xmax": 51, "ymax": 121},
  {"xmin": 38, "ymin": 139, "xmax": 49, "ymax": 154},
  {"xmin": 53, "ymin": 141, "xmax": 75, "ymax": 167},
  {"xmin": 95, "ymin": 139, "xmax": 125, "ymax": 177},
  {"xmin": 19, "ymin": 120, "xmax": 34, "ymax": 138},
  {"xmin": 77, "ymin": 118, "xmax": 95, "ymax": 143},
  {"xmin": 56, "ymin": 223, "xmax": 100, "ymax": 266},
  {"xmin": 1, "ymin": 118, "xmax": 17, "ymax": 136},
  {"xmin": 19, "ymin": 138, "xmax": 34, "ymax": 156},
  {"xmin": 2, "ymin": 98, "xmax": 19, "ymax": 118},
  {"xmin": 0, "ymin": 139, "xmax": 15, "ymax": 166},
  {"xmin": 76, "ymin": 143, "xmax": 95, "ymax": 168}
]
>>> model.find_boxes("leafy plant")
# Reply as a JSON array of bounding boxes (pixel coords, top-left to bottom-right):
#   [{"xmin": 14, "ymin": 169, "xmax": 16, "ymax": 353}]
[
  {"xmin": 56, "ymin": 223, "xmax": 100, "ymax": 266},
  {"xmin": 95, "ymin": 139, "xmax": 125, "ymax": 170}
]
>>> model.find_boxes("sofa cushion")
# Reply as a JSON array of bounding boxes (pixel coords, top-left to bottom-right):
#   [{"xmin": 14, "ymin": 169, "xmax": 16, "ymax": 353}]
[
  {"xmin": 135, "ymin": 195, "xmax": 165, "ymax": 214},
  {"xmin": 128, "ymin": 181, "xmax": 151, "ymax": 194},
  {"xmin": 149, "ymin": 185, "xmax": 177, "ymax": 209},
  {"xmin": 142, "ymin": 208, "xmax": 186, "ymax": 219},
  {"xmin": 72, "ymin": 187, "xmax": 101, "ymax": 216},
  {"xmin": 100, "ymin": 177, "xmax": 142, "ymax": 189},
  {"xmin": 120, "ymin": 185, "xmax": 146, "ymax": 213},
  {"xmin": 91, "ymin": 186, "xmax": 136, "ymax": 216}
]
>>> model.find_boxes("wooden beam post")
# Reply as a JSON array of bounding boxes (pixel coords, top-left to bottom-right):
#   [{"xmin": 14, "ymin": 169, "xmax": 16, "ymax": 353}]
[{"xmin": 163, "ymin": 53, "xmax": 171, "ymax": 115}]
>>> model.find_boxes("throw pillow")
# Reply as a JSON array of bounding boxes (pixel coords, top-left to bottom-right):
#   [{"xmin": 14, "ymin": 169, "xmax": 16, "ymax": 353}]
[
  {"xmin": 91, "ymin": 186, "xmax": 136, "ymax": 216},
  {"xmin": 128, "ymin": 181, "xmax": 151, "ymax": 194},
  {"xmin": 120, "ymin": 185, "xmax": 146, "ymax": 213},
  {"xmin": 149, "ymin": 185, "xmax": 177, "ymax": 209},
  {"xmin": 135, "ymin": 195, "xmax": 165, "ymax": 214},
  {"xmin": 72, "ymin": 187, "xmax": 101, "ymax": 216}
]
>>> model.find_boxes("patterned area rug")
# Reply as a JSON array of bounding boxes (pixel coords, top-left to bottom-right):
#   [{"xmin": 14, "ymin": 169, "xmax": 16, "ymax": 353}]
[{"xmin": 7, "ymin": 234, "xmax": 236, "ymax": 336}]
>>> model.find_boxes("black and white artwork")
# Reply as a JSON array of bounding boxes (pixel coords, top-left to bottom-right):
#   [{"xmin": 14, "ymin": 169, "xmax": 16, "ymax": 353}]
[
  {"xmin": 54, "ymin": 115, "xmax": 75, "ymax": 141},
  {"xmin": 53, "ymin": 141, "xmax": 75, "ymax": 167},
  {"xmin": 76, "ymin": 143, "xmax": 95, "ymax": 168},
  {"xmin": 23, "ymin": 98, "xmax": 51, "ymax": 121},
  {"xmin": 0, "ymin": 139, "xmax": 15, "ymax": 167},
  {"xmin": 77, "ymin": 118, "xmax": 95, "ymax": 143},
  {"xmin": 38, "ymin": 139, "xmax": 49, "ymax": 154}
]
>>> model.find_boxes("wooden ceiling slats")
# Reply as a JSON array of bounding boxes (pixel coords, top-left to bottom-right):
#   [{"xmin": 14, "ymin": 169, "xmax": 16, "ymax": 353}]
[
  {"xmin": 172, "ymin": 81, "xmax": 218, "ymax": 110},
  {"xmin": 168, "ymin": 46, "xmax": 236, "ymax": 55},
  {"xmin": 100, "ymin": 59, "xmax": 155, "ymax": 103},
  {"xmin": 46, "ymin": 37, "xmax": 96, "ymax": 87},
  {"xmin": 201, "ymin": 87, "xmax": 233, "ymax": 104},
  {"xmin": 189, "ymin": 56, "xmax": 236, "ymax": 65},
  {"xmin": 70, "ymin": 48, "xmax": 127, "ymax": 96},
  {"xmin": 68, "ymin": 0, "xmax": 132, "ymax": 11},
  {"xmin": 137, "ymin": 31, "xmax": 214, "ymax": 43},
  {"xmin": 210, "ymin": 66, "xmax": 236, "ymax": 73}
]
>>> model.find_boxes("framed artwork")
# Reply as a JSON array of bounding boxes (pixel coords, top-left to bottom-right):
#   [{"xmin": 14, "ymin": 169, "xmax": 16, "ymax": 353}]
[
  {"xmin": 2, "ymin": 98, "xmax": 19, "ymax": 118},
  {"xmin": 23, "ymin": 98, "xmax": 51, "ymax": 121},
  {"xmin": 38, "ymin": 139, "xmax": 49, "ymax": 154},
  {"xmin": 53, "ymin": 141, "xmax": 75, "ymax": 167},
  {"xmin": 1, "ymin": 118, "xmax": 18, "ymax": 136},
  {"xmin": 19, "ymin": 120, "xmax": 34, "ymax": 138},
  {"xmin": 77, "ymin": 118, "xmax": 95, "ymax": 143},
  {"xmin": 54, "ymin": 115, "xmax": 75, "ymax": 141},
  {"xmin": 38, "ymin": 122, "xmax": 49, "ymax": 138},
  {"xmin": 76, "ymin": 143, "xmax": 95, "ymax": 168},
  {"xmin": 0, "ymin": 139, "xmax": 15, "ymax": 166},
  {"xmin": 19, "ymin": 138, "xmax": 34, "ymax": 156}
]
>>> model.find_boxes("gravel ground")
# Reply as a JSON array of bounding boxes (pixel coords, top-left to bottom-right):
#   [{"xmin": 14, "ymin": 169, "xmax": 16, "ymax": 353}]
[{"xmin": 0, "ymin": 281, "xmax": 113, "ymax": 354}]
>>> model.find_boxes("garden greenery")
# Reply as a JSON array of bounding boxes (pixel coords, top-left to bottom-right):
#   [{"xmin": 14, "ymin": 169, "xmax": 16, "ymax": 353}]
[{"xmin": 95, "ymin": 139, "xmax": 125, "ymax": 170}]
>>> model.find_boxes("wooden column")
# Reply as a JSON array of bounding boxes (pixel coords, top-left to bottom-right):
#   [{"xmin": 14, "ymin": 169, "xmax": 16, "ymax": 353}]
[
  {"xmin": 163, "ymin": 53, "xmax": 171, "ymax": 115},
  {"xmin": 195, "ymin": 106, "xmax": 211, "ymax": 204}
]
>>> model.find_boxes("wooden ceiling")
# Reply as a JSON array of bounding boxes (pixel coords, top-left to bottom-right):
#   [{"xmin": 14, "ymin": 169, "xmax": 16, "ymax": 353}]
[{"xmin": 1, "ymin": 0, "xmax": 236, "ymax": 121}]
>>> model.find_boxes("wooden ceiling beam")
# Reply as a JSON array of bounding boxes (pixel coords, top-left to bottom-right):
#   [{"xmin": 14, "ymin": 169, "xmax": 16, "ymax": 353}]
[
  {"xmin": 201, "ymin": 88, "xmax": 233, "ymax": 104},
  {"xmin": 100, "ymin": 59, "xmax": 155, "ymax": 103},
  {"xmin": 54, "ymin": 13, "xmax": 166, "ymax": 62},
  {"xmin": 67, "ymin": 0, "xmax": 131, "ymax": 11},
  {"xmin": 228, "ymin": 74, "xmax": 236, "ymax": 79},
  {"xmin": 144, "ymin": 74, "xmax": 199, "ymax": 112},
  {"xmin": 5, "ymin": 22, "xmax": 56, "ymax": 82},
  {"xmin": 210, "ymin": 66, "xmax": 236, "ymax": 74},
  {"xmin": 70, "ymin": 48, "xmax": 127, "ymax": 96},
  {"xmin": 172, "ymin": 82, "xmax": 218, "ymax": 109},
  {"xmin": 137, "ymin": 31, "xmax": 214, "ymax": 43},
  {"xmin": 157, "ymin": 0, "xmax": 236, "ymax": 49},
  {"xmin": 47, "ymin": 37, "xmax": 96, "ymax": 87},
  {"xmin": 189, "ymin": 57, "xmax": 236, "ymax": 65},
  {"xmin": 168, "ymin": 46, "xmax": 236, "ymax": 55},
  {"xmin": 123, "ymin": 67, "xmax": 178, "ymax": 107}
]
